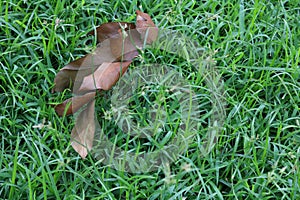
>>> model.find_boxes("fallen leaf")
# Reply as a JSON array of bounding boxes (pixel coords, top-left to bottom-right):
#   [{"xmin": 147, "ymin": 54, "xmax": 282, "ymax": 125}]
[
  {"xmin": 136, "ymin": 10, "xmax": 159, "ymax": 44},
  {"xmin": 52, "ymin": 10, "xmax": 158, "ymax": 158},
  {"xmin": 88, "ymin": 22, "xmax": 136, "ymax": 43},
  {"xmin": 53, "ymin": 31, "xmax": 139, "ymax": 93},
  {"xmin": 78, "ymin": 61, "xmax": 132, "ymax": 92},
  {"xmin": 71, "ymin": 99, "xmax": 95, "ymax": 158},
  {"xmin": 54, "ymin": 91, "xmax": 96, "ymax": 116},
  {"xmin": 109, "ymin": 28, "xmax": 142, "ymax": 61},
  {"xmin": 52, "ymin": 40, "xmax": 116, "ymax": 93},
  {"xmin": 53, "ymin": 10, "xmax": 158, "ymax": 93},
  {"xmin": 52, "ymin": 69, "xmax": 77, "ymax": 93}
]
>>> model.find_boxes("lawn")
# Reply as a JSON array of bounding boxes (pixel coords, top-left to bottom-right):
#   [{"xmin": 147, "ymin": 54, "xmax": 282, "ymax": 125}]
[{"xmin": 1, "ymin": 0, "xmax": 300, "ymax": 199}]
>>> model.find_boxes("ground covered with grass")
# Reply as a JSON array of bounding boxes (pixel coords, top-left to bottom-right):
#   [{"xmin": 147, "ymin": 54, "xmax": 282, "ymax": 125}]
[{"xmin": 1, "ymin": 0, "xmax": 300, "ymax": 199}]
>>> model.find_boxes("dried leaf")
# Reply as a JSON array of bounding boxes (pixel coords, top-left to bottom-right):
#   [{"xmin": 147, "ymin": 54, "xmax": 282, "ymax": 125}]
[
  {"xmin": 52, "ymin": 10, "xmax": 158, "ymax": 159},
  {"xmin": 71, "ymin": 100, "xmax": 95, "ymax": 158},
  {"xmin": 54, "ymin": 91, "xmax": 96, "ymax": 116},
  {"xmin": 109, "ymin": 29, "xmax": 142, "ymax": 61},
  {"xmin": 136, "ymin": 10, "xmax": 159, "ymax": 44},
  {"xmin": 53, "ymin": 33, "xmax": 139, "ymax": 93},
  {"xmin": 52, "ymin": 69, "xmax": 77, "ymax": 93},
  {"xmin": 52, "ymin": 40, "xmax": 116, "ymax": 93},
  {"xmin": 88, "ymin": 22, "xmax": 136, "ymax": 43},
  {"xmin": 78, "ymin": 61, "xmax": 132, "ymax": 93},
  {"xmin": 53, "ymin": 11, "xmax": 158, "ymax": 93}
]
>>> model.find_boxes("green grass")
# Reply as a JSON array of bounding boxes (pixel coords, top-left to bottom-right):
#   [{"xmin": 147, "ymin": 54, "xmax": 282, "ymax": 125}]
[{"xmin": 1, "ymin": 0, "xmax": 300, "ymax": 199}]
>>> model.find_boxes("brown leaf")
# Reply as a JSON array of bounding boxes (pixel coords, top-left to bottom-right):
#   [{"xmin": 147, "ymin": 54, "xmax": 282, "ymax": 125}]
[
  {"xmin": 88, "ymin": 22, "xmax": 136, "ymax": 43},
  {"xmin": 52, "ymin": 39, "xmax": 116, "ymax": 92},
  {"xmin": 109, "ymin": 28, "xmax": 142, "ymax": 61},
  {"xmin": 78, "ymin": 61, "xmax": 132, "ymax": 92},
  {"xmin": 54, "ymin": 91, "xmax": 96, "ymax": 116},
  {"xmin": 53, "ymin": 35, "xmax": 139, "ymax": 93},
  {"xmin": 71, "ymin": 99, "xmax": 95, "ymax": 159},
  {"xmin": 53, "ymin": 11, "xmax": 158, "ymax": 93},
  {"xmin": 136, "ymin": 10, "xmax": 159, "ymax": 44},
  {"xmin": 52, "ymin": 69, "xmax": 77, "ymax": 93},
  {"xmin": 52, "ymin": 10, "xmax": 158, "ymax": 159}
]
